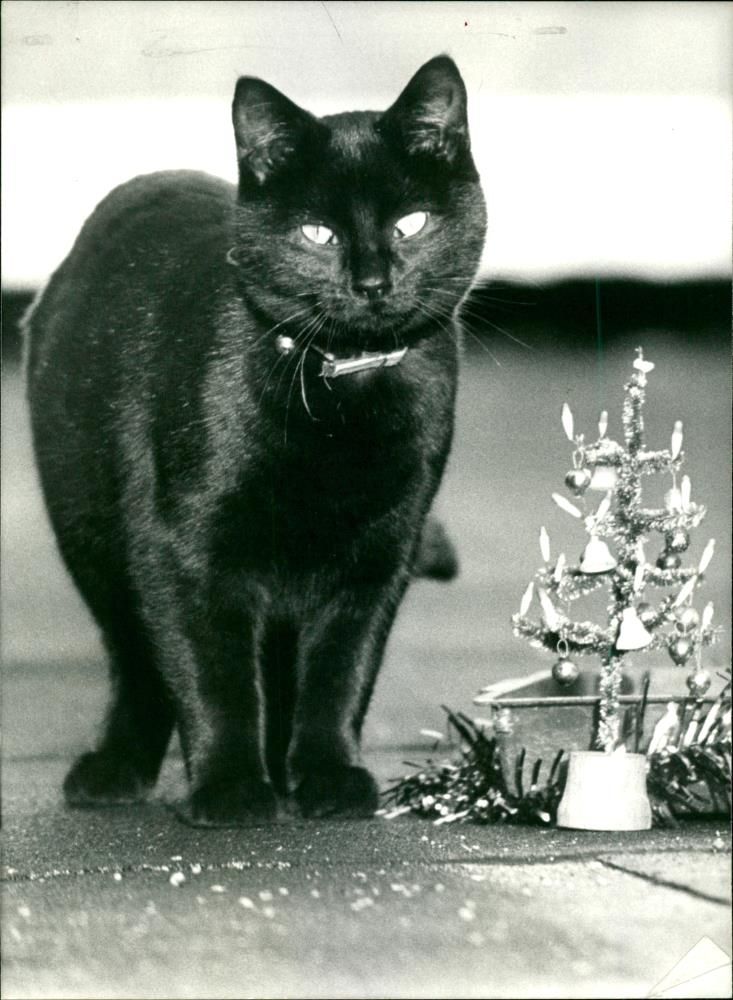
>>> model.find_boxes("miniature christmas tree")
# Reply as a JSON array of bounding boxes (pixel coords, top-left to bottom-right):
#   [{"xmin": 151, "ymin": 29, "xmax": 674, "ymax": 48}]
[{"xmin": 511, "ymin": 348, "xmax": 719, "ymax": 751}]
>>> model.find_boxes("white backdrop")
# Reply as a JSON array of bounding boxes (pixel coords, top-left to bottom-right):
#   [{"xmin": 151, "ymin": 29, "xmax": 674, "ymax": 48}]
[{"xmin": 2, "ymin": 0, "xmax": 731, "ymax": 287}]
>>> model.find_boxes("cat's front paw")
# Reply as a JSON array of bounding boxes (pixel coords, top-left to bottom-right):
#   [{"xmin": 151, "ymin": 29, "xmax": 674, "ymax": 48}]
[
  {"xmin": 63, "ymin": 751, "xmax": 153, "ymax": 806},
  {"xmin": 294, "ymin": 765, "xmax": 379, "ymax": 818},
  {"xmin": 182, "ymin": 778, "xmax": 279, "ymax": 827}
]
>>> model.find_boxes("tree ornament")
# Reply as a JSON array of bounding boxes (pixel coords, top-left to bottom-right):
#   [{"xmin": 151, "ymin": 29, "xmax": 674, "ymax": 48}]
[
  {"xmin": 633, "ymin": 353, "xmax": 655, "ymax": 374},
  {"xmin": 665, "ymin": 529, "xmax": 689, "ymax": 553},
  {"xmin": 686, "ymin": 668, "xmax": 711, "ymax": 697},
  {"xmin": 552, "ymin": 493, "xmax": 582, "ymax": 518},
  {"xmin": 673, "ymin": 576, "xmax": 697, "ymax": 607},
  {"xmin": 275, "ymin": 334, "xmax": 296, "ymax": 355},
  {"xmin": 537, "ymin": 588, "xmax": 561, "ymax": 631},
  {"xmin": 698, "ymin": 539, "xmax": 715, "ymax": 574},
  {"xmin": 668, "ymin": 635, "xmax": 694, "ymax": 666},
  {"xmin": 552, "ymin": 658, "xmax": 579, "ymax": 686},
  {"xmin": 670, "ymin": 420, "xmax": 683, "ymax": 460},
  {"xmin": 564, "ymin": 468, "xmax": 592, "ymax": 495},
  {"xmin": 657, "ymin": 551, "xmax": 681, "ymax": 570},
  {"xmin": 616, "ymin": 607, "xmax": 653, "ymax": 651},
  {"xmin": 674, "ymin": 606, "xmax": 700, "ymax": 633},
  {"xmin": 589, "ymin": 465, "xmax": 618, "ymax": 492},
  {"xmin": 680, "ymin": 475, "xmax": 692, "ymax": 510},
  {"xmin": 539, "ymin": 526, "xmax": 551, "ymax": 563},
  {"xmin": 518, "ymin": 582, "xmax": 534, "ymax": 616},
  {"xmin": 700, "ymin": 602, "xmax": 714, "ymax": 632},
  {"xmin": 664, "ymin": 487, "xmax": 683, "ymax": 513},
  {"xmin": 637, "ymin": 602, "xmax": 656, "ymax": 627},
  {"xmin": 580, "ymin": 536, "xmax": 616, "ymax": 574},
  {"xmin": 647, "ymin": 702, "xmax": 680, "ymax": 754},
  {"xmin": 561, "ymin": 403, "xmax": 574, "ymax": 442}
]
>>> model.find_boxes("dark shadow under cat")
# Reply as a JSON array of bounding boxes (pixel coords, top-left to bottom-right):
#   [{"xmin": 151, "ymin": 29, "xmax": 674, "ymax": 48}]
[{"xmin": 25, "ymin": 56, "xmax": 487, "ymax": 825}]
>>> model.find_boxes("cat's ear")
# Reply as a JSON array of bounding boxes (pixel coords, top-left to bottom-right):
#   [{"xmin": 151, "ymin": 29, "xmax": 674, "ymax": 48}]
[
  {"xmin": 378, "ymin": 56, "xmax": 472, "ymax": 168},
  {"xmin": 232, "ymin": 77, "xmax": 325, "ymax": 185}
]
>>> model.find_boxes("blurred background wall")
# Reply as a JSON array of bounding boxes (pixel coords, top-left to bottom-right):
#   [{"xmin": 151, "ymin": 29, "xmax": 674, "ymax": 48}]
[{"xmin": 2, "ymin": 0, "xmax": 731, "ymax": 288}]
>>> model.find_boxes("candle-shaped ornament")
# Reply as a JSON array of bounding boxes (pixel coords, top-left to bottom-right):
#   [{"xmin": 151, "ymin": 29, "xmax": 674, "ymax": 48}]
[
  {"xmin": 698, "ymin": 540, "xmax": 715, "ymax": 574},
  {"xmin": 670, "ymin": 420, "xmax": 683, "ymax": 460},
  {"xmin": 664, "ymin": 486, "xmax": 683, "ymax": 513},
  {"xmin": 673, "ymin": 576, "xmax": 697, "ymax": 608},
  {"xmin": 700, "ymin": 601, "xmax": 714, "ymax": 632},
  {"xmin": 561, "ymin": 403, "xmax": 574, "ymax": 442},
  {"xmin": 680, "ymin": 475, "xmax": 691, "ymax": 511},
  {"xmin": 539, "ymin": 526, "xmax": 551, "ymax": 563},
  {"xmin": 537, "ymin": 587, "xmax": 561, "ymax": 631},
  {"xmin": 552, "ymin": 493, "xmax": 582, "ymax": 519},
  {"xmin": 518, "ymin": 581, "xmax": 534, "ymax": 617}
]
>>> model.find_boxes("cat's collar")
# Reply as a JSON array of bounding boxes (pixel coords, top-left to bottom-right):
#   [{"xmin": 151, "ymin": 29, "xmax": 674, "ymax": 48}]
[{"xmin": 275, "ymin": 334, "xmax": 407, "ymax": 379}]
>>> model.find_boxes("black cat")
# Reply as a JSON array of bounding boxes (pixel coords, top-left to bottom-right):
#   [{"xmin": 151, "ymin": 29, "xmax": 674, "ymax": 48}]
[{"xmin": 25, "ymin": 55, "xmax": 486, "ymax": 825}]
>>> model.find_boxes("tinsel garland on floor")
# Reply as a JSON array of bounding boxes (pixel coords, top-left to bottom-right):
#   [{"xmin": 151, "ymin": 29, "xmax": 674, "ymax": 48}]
[{"xmin": 380, "ymin": 679, "xmax": 731, "ymax": 828}]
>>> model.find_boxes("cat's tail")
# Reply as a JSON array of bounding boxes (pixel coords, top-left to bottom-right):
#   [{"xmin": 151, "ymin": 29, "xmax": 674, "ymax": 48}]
[{"xmin": 413, "ymin": 516, "xmax": 459, "ymax": 582}]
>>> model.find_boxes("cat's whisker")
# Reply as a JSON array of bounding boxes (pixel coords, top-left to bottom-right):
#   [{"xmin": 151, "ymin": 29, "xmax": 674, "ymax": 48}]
[
  {"xmin": 422, "ymin": 287, "xmax": 533, "ymax": 352},
  {"xmin": 414, "ymin": 297, "xmax": 503, "ymax": 366},
  {"xmin": 259, "ymin": 307, "xmax": 326, "ymax": 404},
  {"xmin": 282, "ymin": 311, "xmax": 330, "ymax": 439},
  {"xmin": 298, "ymin": 315, "xmax": 330, "ymax": 422},
  {"xmin": 475, "ymin": 315, "xmax": 533, "ymax": 351}
]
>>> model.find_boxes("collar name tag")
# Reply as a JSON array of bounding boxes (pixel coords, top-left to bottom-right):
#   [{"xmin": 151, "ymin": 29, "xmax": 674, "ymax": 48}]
[{"xmin": 316, "ymin": 346, "xmax": 408, "ymax": 379}]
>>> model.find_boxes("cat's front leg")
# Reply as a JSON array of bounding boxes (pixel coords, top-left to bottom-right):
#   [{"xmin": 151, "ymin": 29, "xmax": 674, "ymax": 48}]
[
  {"xmin": 145, "ymin": 573, "xmax": 278, "ymax": 826},
  {"xmin": 287, "ymin": 575, "xmax": 410, "ymax": 818}
]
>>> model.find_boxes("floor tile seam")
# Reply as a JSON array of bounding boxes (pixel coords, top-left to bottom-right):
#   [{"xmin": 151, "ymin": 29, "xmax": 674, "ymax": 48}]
[{"xmin": 597, "ymin": 857, "xmax": 731, "ymax": 906}]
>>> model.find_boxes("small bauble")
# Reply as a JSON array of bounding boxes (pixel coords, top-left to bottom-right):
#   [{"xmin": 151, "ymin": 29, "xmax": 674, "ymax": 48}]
[
  {"xmin": 665, "ymin": 529, "xmax": 690, "ymax": 553},
  {"xmin": 657, "ymin": 551, "xmax": 681, "ymax": 571},
  {"xmin": 275, "ymin": 334, "xmax": 296, "ymax": 355},
  {"xmin": 637, "ymin": 602, "xmax": 656, "ymax": 627},
  {"xmin": 668, "ymin": 635, "xmax": 694, "ymax": 666},
  {"xmin": 674, "ymin": 606, "xmax": 700, "ymax": 633},
  {"xmin": 686, "ymin": 668, "xmax": 712, "ymax": 697},
  {"xmin": 552, "ymin": 658, "xmax": 580, "ymax": 687},
  {"xmin": 564, "ymin": 468, "xmax": 592, "ymax": 495}
]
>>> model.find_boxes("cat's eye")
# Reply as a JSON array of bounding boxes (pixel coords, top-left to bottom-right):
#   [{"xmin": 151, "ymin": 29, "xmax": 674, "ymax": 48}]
[
  {"xmin": 393, "ymin": 211, "xmax": 428, "ymax": 240},
  {"xmin": 301, "ymin": 223, "xmax": 339, "ymax": 246}
]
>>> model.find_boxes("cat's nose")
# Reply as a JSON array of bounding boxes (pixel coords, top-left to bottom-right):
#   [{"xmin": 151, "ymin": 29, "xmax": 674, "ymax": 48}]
[{"xmin": 353, "ymin": 274, "xmax": 392, "ymax": 301}]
